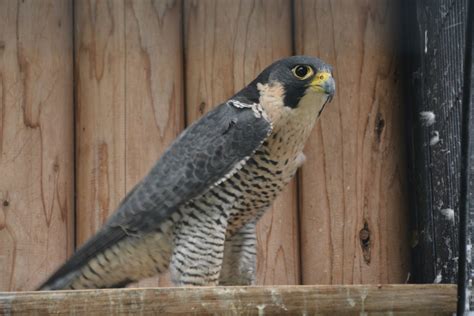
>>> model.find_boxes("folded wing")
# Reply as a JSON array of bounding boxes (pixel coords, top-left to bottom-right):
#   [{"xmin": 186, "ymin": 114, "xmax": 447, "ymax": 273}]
[{"xmin": 38, "ymin": 102, "xmax": 271, "ymax": 290}]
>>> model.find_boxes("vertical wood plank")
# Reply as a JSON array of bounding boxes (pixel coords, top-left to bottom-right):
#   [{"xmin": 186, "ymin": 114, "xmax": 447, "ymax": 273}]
[
  {"xmin": 75, "ymin": 0, "xmax": 126, "ymax": 247},
  {"xmin": 406, "ymin": 0, "xmax": 468, "ymax": 284},
  {"xmin": 184, "ymin": 0, "xmax": 299, "ymax": 285},
  {"xmin": 124, "ymin": 0, "xmax": 184, "ymax": 287},
  {"xmin": 295, "ymin": 0, "xmax": 410, "ymax": 284},
  {"xmin": 75, "ymin": 0, "xmax": 184, "ymax": 287},
  {"xmin": 0, "ymin": 0, "xmax": 74, "ymax": 290}
]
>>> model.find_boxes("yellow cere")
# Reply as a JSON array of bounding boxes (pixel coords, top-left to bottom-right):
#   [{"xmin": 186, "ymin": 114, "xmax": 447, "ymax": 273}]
[{"xmin": 310, "ymin": 71, "xmax": 332, "ymax": 93}]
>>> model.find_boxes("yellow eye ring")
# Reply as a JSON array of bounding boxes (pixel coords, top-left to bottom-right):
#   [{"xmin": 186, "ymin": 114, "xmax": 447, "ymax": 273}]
[{"xmin": 292, "ymin": 65, "xmax": 314, "ymax": 80}]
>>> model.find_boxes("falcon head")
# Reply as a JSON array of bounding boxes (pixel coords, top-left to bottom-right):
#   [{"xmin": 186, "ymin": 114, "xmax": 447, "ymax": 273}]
[{"xmin": 234, "ymin": 55, "xmax": 335, "ymax": 118}]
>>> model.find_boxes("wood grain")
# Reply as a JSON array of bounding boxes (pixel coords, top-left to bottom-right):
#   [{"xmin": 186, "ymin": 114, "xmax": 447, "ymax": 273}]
[
  {"xmin": 75, "ymin": 0, "xmax": 126, "ymax": 247},
  {"xmin": 123, "ymin": 0, "xmax": 184, "ymax": 288},
  {"xmin": 295, "ymin": 0, "xmax": 410, "ymax": 284},
  {"xmin": 0, "ymin": 0, "xmax": 74, "ymax": 291},
  {"xmin": 0, "ymin": 285, "xmax": 457, "ymax": 315},
  {"xmin": 406, "ymin": 0, "xmax": 468, "ymax": 284},
  {"xmin": 75, "ymin": 0, "xmax": 184, "ymax": 287},
  {"xmin": 183, "ymin": 0, "xmax": 299, "ymax": 285}
]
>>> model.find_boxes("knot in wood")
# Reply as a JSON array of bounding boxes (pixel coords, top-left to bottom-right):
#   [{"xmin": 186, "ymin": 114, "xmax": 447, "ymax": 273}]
[
  {"xmin": 359, "ymin": 228, "xmax": 370, "ymax": 243},
  {"xmin": 359, "ymin": 221, "xmax": 371, "ymax": 264},
  {"xmin": 374, "ymin": 112, "xmax": 385, "ymax": 141}
]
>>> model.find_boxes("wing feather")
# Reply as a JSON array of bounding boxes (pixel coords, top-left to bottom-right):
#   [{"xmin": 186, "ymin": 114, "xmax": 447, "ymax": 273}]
[{"xmin": 39, "ymin": 102, "xmax": 271, "ymax": 289}]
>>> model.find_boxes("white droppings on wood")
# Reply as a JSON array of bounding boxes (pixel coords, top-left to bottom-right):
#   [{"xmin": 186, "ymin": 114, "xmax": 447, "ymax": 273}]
[
  {"xmin": 419, "ymin": 111, "xmax": 436, "ymax": 126},
  {"xmin": 467, "ymin": 244, "xmax": 472, "ymax": 263},
  {"xmin": 257, "ymin": 304, "xmax": 266, "ymax": 316},
  {"xmin": 214, "ymin": 287, "xmax": 233, "ymax": 295},
  {"xmin": 444, "ymin": 22, "xmax": 462, "ymax": 30},
  {"xmin": 466, "ymin": 242, "xmax": 472, "ymax": 309},
  {"xmin": 430, "ymin": 131, "xmax": 440, "ymax": 146},
  {"xmin": 466, "ymin": 286, "xmax": 472, "ymax": 311},
  {"xmin": 440, "ymin": 208, "xmax": 455, "ymax": 222},
  {"xmin": 424, "ymin": 30, "xmax": 428, "ymax": 53},
  {"xmin": 270, "ymin": 288, "xmax": 288, "ymax": 311},
  {"xmin": 360, "ymin": 288, "xmax": 368, "ymax": 316},
  {"xmin": 0, "ymin": 285, "xmax": 459, "ymax": 314},
  {"xmin": 345, "ymin": 287, "xmax": 356, "ymax": 308},
  {"xmin": 434, "ymin": 272, "xmax": 442, "ymax": 284},
  {"xmin": 347, "ymin": 297, "xmax": 356, "ymax": 307},
  {"xmin": 444, "ymin": 237, "xmax": 453, "ymax": 259},
  {"xmin": 211, "ymin": 287, "xmax": 240, "ymax": 312}
]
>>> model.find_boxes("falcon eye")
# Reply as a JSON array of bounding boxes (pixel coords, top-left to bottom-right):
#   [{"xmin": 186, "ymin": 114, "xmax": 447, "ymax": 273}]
[{"xmin": 292, "ymin": 65, "xmax": 314, "ymax": 80}]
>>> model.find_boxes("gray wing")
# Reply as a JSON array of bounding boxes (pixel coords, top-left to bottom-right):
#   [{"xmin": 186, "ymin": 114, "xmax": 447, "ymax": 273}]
[{"xmin": 39, "ymin": 101, "xmax": 271, "ymax": 289}]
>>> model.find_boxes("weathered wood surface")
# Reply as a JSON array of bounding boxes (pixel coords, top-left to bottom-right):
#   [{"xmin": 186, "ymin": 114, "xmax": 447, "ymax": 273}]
[
  {"xmin": 295, "ymin": 0, "xmax": 410, "ymax": 284},
  {"xmin": 0, "ymin": 0, "xmax": 74, "ymax": 291},
  {"xmin": 75, "ymin": 0, "xmax": 183, "ymax": 287},
  {"xmin": 465, "ymin": 0, "xmax": 474, "ymax": 310},
  {"xmin": 459, "ymin": 0, "xmax": 474, "ymax": 311},
  {"xmin": 184, "ymin": 0, "xmax": 299, "ymax": 285},
  {"xmin": 405, "ymin": 0, "xmax": 468, "ymax": 284},
  {"xmin": 75, "ymin": 0, "xmax": 126, "ymax": 260},
  {"xmin": 0, "ymin": 285, "xmax": 457, "ymax": 315}
]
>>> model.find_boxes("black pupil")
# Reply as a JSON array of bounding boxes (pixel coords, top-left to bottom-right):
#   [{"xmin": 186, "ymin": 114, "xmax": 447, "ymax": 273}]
[{"xmin": 296, "ymin": 66, "xmax": 308, "ymax": 78}]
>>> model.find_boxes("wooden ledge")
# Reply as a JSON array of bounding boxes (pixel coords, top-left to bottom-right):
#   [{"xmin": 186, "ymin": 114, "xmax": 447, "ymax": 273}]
[{"xmin": 0, "ymin": 284, "xmax": 456, "ymax": 315}]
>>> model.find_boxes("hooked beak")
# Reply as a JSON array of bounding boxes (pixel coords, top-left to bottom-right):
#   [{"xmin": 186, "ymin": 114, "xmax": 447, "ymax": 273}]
[{"xmin": 309, "ymin": 71, "xmax": 336, "ymax": 98}]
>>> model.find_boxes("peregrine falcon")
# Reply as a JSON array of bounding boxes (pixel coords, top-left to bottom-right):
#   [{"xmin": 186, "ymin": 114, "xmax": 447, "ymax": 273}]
[{"xmin": 39, "ymin": 55, "xmax": 335, "ymax": 290}]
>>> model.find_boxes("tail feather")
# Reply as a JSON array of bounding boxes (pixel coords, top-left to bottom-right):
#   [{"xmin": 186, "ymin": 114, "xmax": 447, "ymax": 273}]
[{"xmin": 38, "ymin": 230, "xmax": 172, "ymax": 290}]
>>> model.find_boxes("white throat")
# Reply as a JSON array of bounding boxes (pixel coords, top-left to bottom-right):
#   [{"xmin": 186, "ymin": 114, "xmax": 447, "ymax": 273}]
[{"xmin": 257, "ymin": 81, "xmax": 330, "ymax": 131}]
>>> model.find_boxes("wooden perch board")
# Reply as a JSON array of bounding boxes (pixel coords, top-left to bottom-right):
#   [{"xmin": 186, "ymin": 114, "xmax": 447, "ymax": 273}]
[{"xmin": 0, "ymin": 285, "xmax": 456, "ymax": 315}]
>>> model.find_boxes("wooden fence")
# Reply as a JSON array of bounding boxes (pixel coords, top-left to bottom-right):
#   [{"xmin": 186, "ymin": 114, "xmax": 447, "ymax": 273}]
[{"xmin": 0, "ymin": 0, "xmax": 409, "ymax": 291}]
